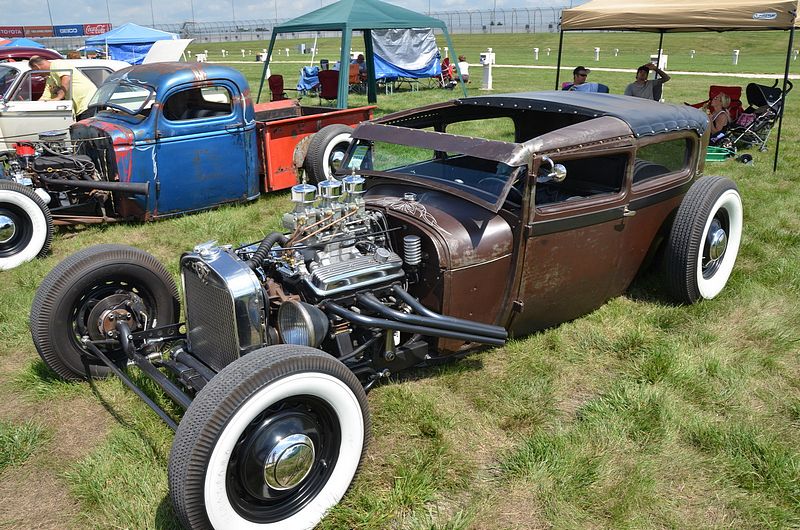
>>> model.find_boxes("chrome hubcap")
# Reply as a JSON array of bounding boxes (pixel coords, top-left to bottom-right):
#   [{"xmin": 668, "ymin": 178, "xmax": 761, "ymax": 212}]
[
  {"xmin": 263, "ymin": 433, "xmax": 315, "ymax": 490},
  {"xmin": 0, "ymin": 215, "xmax": 15, "ymax": 244},
  {"xmin": 708, "ymin": 227, "xmax": 728, "ymax": 261},
  {"xmin": 330, "ymin": 149, "xmax": 346, "ymax": 172}
]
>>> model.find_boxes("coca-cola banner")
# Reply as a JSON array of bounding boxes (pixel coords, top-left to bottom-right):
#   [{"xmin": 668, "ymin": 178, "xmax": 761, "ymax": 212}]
[
  {"xmin": 83, "ymin": 23, "xmax": 112, "ymax": 36},
  {"xmin": 0, "ymin": 26, "xmax": 24, "ymax": 38},
  {"xmin": 24, "ymin": 26, "xmax": 54, "ymax": 37}
]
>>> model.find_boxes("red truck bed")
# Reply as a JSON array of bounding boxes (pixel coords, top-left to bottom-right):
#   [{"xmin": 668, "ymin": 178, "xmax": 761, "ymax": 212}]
[{"xmin": 253, "ymin": 100, "xmax": 374, "ymax": 192}]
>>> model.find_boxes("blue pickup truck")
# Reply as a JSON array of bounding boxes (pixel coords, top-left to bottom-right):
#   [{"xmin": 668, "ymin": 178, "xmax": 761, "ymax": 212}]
[{"xmin": 0, "ymin": 62, "xmax": 373, "ymax": 269}]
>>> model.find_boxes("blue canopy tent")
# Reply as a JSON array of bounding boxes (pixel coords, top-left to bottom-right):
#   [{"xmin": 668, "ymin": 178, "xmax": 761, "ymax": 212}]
[
  {"xmin": 2, "ymin": 38, "xmax": 46, "ymax": 48},
  {"xmin": 85, "ymin": 23, "xmax": 177, "ymax": 65}
]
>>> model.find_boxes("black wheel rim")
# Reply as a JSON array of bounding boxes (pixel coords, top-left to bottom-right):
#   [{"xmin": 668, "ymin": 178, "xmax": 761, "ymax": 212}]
[
  {"xmin": 0, "ymin": 203, "xmax": 33, "ymax": 258},
  {"xmin": 68, "ymin": 278, "xmax": 160, "ymax": 359},
  {"xmin": 702, "ymin": 208, "xmax": 730, "ymax": 279},
  {"xmin": 226, "ymin": 395, "xmax": 341, "ymax": 523}
]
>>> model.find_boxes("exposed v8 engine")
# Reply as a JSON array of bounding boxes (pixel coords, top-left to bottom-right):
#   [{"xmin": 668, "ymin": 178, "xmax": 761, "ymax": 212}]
[{"xmin": 178, "ymin": 176, "xmax": 506, "ymax": 380}]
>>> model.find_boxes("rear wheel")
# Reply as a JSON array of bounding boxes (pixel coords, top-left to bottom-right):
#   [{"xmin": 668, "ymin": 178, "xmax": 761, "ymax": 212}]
[
  {"xmin": 665, "ymin": 176, "xmax": 742, "ymax": 304},
  {"xmin": 304, "ymin": 124, "xmax": 354, "ymax": 184},
  {"xmin": 29, "ymin": 244, "xmax": 180, "ymax": 380},
  {"xmin": 0, "ymin": 181, "xmax": 52, "ymax": 270},
  {"xmin": 169, "ymin": 345, "xmax": 369, "ymax": 530}
]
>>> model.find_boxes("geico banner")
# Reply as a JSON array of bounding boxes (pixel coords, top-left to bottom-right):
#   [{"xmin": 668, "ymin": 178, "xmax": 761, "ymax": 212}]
[
  {"xmin": 0, "ymin": 26, "xmax": 24, "ymax": 38},
  {"xmin": 24, "ymin": 26, "xmax": 54, "ymax": 37},
  {"xmin": 84, "ymin": 23, "xmax": 112, "ymax": 35},
  {"xmin": 54, "ymin": 24, "xmax": 84, "ymax": 37}
]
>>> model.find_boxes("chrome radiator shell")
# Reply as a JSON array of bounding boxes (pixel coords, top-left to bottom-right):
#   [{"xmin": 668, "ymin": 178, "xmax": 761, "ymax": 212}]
[{"xmin": 180, "ymin": 247, "xmax": 266, "ymax": 372}]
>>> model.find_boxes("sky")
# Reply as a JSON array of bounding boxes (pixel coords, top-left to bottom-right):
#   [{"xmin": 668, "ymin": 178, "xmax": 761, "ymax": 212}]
[{"xmin": 0, "ymin": 0, "xmax": 573, "ymax": 27}]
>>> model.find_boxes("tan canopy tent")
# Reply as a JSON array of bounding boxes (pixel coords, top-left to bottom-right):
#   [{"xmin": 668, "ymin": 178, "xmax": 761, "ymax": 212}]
[{"xmin": 557, "ymin": 0, "xmax": 799, "ymax": 170}]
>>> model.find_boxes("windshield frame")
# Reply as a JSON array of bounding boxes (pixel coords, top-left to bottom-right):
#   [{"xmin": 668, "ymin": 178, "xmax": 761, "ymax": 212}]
[
  {"xmin": 343, "ymin": 124, "xmax": 529, "ymax": 213},
  {"xmin": 88, "ymin": 79, "xmax": 155, "ymax": 116}
]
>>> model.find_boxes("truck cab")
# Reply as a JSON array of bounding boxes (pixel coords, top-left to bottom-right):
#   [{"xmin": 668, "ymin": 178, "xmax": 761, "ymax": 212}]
[{"xmin": 72, "ymin": 63, "xmax": 260, "ymax": 219}]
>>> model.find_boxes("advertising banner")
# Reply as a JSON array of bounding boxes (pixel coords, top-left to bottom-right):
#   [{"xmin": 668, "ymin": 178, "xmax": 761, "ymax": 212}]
[
  {"xmin": 0, "ymin": 26, "xmax": 24, "ymax": 38},
  {"xmin": 24, "ymin": 26, "xmax": 54, "ymax": 37},
  {"xmin": 84, "ymin": 23, "xmax": 112, "ymax": 36},
  {"xmin": 54, "ymin": 24, "xmax": 84, "ymax": 37}
]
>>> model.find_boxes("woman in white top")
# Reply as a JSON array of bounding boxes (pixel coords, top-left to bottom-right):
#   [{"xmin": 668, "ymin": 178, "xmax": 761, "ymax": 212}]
[{"xmin": 457, "ymin": 55, "xmax": 469, "ymax": 83}]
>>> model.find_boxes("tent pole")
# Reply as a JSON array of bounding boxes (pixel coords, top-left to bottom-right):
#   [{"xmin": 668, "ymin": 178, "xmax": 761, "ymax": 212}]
[
  {"xmin": 555, "ymin": 29, "xmax": 564, "ymax": 89},
  {"xmin": 443, "ymin": 29, "xmax": 467, "ymax": 97},
  {"xmin": 256, "ymin": 34, "xmax": 278, "ymax": 103},
  {"xmin": 363, "ymin": 30, "xmax": 376, "ymax": 104},
  {"xmin": 773, "ymin": 24, "xmax": 795, "ymax": 172},
  {"xmin": 339, "ymin": 29, "xmax": 352, "ymax": 109},
  {"xmin": 656, "ymin": 31, "xmax": 664, "ymax": 76}
]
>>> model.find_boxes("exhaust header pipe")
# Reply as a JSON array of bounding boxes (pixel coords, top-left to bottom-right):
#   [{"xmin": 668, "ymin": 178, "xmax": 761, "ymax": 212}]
[{"xmin": 38, "ymin": 176, "xmax": 149, "ymax": 196}]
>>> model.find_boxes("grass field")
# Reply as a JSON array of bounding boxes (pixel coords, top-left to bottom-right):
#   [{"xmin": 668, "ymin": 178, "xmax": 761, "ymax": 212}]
[{"xmin": 0, "ymin": 31, "xmax": 799, "ymax": 529}]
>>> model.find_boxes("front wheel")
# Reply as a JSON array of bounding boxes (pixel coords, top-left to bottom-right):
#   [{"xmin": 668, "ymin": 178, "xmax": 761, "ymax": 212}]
[
  {"xmin": 665, "ymin": 176, "xmax": 743, "ymax": 304},
  {"xmin": 0, "ymin": 181, "xmax": 53, "ymax": 270},
  {"xmin": 169, "ymin": 345, "xmax": 370, "ymax": 530},
  {"xmin": 29, "ymin": 244, "xmax": 180, "ymax": 380}
]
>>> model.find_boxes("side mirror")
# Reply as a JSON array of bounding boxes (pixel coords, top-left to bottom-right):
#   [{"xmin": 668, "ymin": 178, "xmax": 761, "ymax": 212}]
[{"xmin": 538, "ymin": 155, "xmax": 567, "ymax": 183}]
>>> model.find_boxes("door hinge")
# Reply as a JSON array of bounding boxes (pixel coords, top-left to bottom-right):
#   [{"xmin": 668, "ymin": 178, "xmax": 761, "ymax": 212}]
[{"xmin": 512, "ymin": 300, "xmax": 524, "ymax": 313}]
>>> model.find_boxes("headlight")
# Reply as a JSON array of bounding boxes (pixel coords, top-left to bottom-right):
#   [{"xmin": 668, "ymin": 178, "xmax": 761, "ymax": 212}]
[{"xmin": 277, "ymin": 301, "xmax": 329, "ymax": 348}]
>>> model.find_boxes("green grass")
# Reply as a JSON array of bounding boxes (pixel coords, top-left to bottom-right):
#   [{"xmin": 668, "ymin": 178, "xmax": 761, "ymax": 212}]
[
  {"xmin": 0, "ymin": 419, "xmax": 49, "ymax": 471},
  {"xmin": 1, "ymin": 31, "xmax": 799, "ymax": 529}
]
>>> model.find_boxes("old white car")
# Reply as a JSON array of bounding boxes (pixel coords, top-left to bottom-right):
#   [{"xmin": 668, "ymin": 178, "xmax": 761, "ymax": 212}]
[{"xmin": 0, "ymin": 59, "xmax": 129, "ymax": 152}]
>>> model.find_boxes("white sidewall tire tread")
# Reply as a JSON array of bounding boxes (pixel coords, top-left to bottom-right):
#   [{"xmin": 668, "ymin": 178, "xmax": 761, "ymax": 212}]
[
  {"xmin": 696, "ymin": 188, "xmax": 742, "ymax": 299},
  {"xmin": 0, "ymin": 186, "xmax": 50, "ymax": 270},
  {"xmin": 204, "ymin": 372, "xmax": 364, "ymax": 530},
  {"xmin": 320, "ymin": 131, "xmax": 352, "ymax": 180}
]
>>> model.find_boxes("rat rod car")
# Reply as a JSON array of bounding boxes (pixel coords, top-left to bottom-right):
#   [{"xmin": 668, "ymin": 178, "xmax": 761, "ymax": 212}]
[{"xmin": 30, "ymin": 92, "xmax": 741, "ymax": 529}]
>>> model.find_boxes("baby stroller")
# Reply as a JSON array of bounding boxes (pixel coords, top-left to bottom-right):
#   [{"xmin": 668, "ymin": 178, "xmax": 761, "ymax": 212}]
[{"xmin": 727, "ymin": 80, "xmax": 793, "ymax": 152}]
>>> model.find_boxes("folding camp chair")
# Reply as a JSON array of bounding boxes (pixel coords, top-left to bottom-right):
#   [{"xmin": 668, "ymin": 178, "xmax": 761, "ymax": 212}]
[
  {"xmin": 439, "ymin": 57, "xmax": 455, "ymax": 88},
  {"xmin": 727, "ymin": 80, "xmax": 793, "ymax": 152},
  {"xmin": 687, "ymin": 85, "xmax": 743, "ymax": 122},
  {"xmin": 268, "ymin": 75, "xmax": 293, "ymax": 101},
  {"xmin": 348, "ymin": 63, "xmax": 365, "ymax": 94},
  {"xmin": 318, "ymin": 69, "xmax": 339, "ymax": 105}
]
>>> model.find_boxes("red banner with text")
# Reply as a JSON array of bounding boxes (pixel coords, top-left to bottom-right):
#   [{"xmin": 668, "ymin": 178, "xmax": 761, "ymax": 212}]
[{"xmin": 83, "ymin": 23, "xmax": 112, "ymax": 36}]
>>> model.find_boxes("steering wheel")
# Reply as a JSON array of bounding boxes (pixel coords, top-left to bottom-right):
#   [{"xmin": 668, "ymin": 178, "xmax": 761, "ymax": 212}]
[{"xmin": 478, "ymin": 177, "xmax": 523, "ymax": 208}]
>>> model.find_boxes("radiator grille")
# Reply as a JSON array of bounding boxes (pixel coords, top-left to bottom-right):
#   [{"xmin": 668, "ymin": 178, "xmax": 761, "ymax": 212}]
[{"xmin": 183, "ymin": 268, "xmax": 240, "ymax": 372}]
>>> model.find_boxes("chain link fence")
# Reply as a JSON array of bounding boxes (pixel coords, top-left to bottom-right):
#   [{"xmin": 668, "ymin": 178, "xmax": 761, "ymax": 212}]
[{"xmin": 34, "ymin": 7, "xmax": 565, "ymax": 49}]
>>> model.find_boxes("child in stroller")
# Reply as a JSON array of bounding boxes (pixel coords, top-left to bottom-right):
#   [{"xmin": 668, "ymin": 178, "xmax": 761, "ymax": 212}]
[{"xmin": 726, "ymin": 80, "xmax": 793, "ymax": 152}]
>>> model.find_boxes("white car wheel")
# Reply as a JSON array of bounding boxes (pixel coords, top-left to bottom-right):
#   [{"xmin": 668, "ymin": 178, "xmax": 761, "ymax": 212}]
[{"xmin": 0, "ymin": 181, "xmax": 52, "ymax": 270}]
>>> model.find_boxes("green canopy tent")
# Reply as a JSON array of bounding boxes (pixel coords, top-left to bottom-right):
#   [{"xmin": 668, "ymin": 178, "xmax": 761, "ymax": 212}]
[{"xmin": 256, "ymin": 0, "xmax": 466, "ymax": 108}]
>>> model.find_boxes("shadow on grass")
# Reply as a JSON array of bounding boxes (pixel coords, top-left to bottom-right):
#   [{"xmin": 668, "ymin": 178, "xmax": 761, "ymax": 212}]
[{"xmin": 155, "ymin": 494, "xmax": 182, "ymax": 530}]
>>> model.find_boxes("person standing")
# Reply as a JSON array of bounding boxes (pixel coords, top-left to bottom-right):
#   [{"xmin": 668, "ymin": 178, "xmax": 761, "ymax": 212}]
[
  {"xmin": 624, "ymin": 63, "xmax": 671, "ymax": 100},
  {"xmin": 28, "ymin": 55, "xmax": 97, "ymax": 119}
]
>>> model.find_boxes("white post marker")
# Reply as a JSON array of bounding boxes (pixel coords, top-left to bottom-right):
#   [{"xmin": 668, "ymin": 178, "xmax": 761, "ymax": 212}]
[
  {"xmin": 480, "ymin": 48, "xmax": 495, "ymax": 91},
  {"xmin": 241, "ymin": 49, "xmax": 245, "ymax": 57},
  {"xmin": 614, "ymin": 48, "xmax": 619, "ymax": 57},
  {"xmin": 533, "ymin": 47, "xmax": 539, "ymax": 60},
  {"xmin": 733, "ymin": 49, "xmax": 740, "ymax": 65},
  {"xmin": 444, "ymin": 46, "xmax": 448, "ymax": 58},
  {"xmin": 594, "ymin": 47, "xmax": 600, "ymax": 61},
  {"xmin": 546, "ymin": 47, "xmax": 551, "ymax": 56},
  {"xmin": 690, "ymin": 49, "xmax": 695, "ymax": 59},
  {"xmin": 793, "ymin": 50, "xmax": 799, "ymax": 61}
]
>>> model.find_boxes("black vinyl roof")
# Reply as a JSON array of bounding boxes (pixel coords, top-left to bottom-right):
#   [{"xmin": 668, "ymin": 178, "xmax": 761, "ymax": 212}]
[{"xmin": 456, "ymin": 92, "xmax": 709, "ymax": 138}]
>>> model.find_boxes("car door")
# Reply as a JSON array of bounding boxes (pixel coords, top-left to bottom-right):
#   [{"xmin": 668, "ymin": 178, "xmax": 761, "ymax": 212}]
[
  {"xmin": 152, "ymin": 80, "xmax": 258, "ymax": 217},
  {"xmin": 509, "ymin": 150, "xmax": 632, "ymax": 336},
  {"xmin": 0, "ymin": 69, "xmax": 73, "ymax": 149}
]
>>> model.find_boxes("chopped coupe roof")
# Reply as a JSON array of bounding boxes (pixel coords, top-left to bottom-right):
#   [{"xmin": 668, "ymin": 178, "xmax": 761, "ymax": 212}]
[{"xmin": 456, "ymin": 92, "xmax": 709, "ymax": 138}]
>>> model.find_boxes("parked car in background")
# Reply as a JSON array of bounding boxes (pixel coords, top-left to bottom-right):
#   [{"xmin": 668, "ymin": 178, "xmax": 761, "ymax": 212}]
[
  {"xmin": 30, "ymin": 92, "xmax": 742, "ymax": 529},
  {"xmin": 0, "ymin": 62, "xmax": 372, "ymax": 269},
  {"xmin": 0, "ymin": 47, "xmax": 62, "ymax": 62},
  {"xmin": 0, "ymin": 58, "xmax": 129, "ymax": 152}
]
